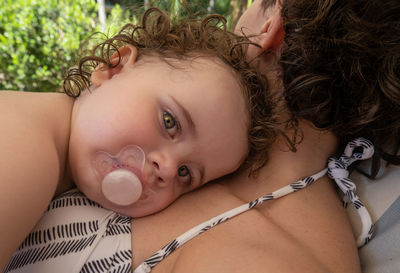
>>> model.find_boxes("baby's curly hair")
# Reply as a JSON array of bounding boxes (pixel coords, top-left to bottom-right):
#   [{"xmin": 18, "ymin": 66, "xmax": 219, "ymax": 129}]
[
  {"xmin": 266, "ymin": 0, "xmax": 400, "ymax": 176},
  {"xmin": 64, "ymin": 7, "xmax": 293, "ymax": 174}
]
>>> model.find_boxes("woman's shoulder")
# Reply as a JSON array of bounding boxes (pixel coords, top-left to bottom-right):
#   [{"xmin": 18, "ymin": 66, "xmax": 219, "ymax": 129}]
[
  {"xmin": 179, "ymin": 181, "xmax": 359, "ymax": 273},
  {"xmin": 133, "ymin": 175, "xmax": 361, "ymax": 273}
]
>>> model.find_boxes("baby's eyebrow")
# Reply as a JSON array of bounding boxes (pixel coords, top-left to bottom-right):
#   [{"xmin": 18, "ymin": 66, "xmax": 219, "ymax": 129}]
[{"xmin": 169, "ymin": 95, "xmax": 196, "ymax": 135}]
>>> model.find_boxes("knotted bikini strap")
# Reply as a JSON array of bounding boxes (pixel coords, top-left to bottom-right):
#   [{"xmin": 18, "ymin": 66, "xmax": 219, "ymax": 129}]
[
  {"xmin": 327, "ymin": 137, "xmax": 375, "ymax": 247},
  {"xmin": 134, "ymin": 138, "xmax": 375, "ymax": 272}
]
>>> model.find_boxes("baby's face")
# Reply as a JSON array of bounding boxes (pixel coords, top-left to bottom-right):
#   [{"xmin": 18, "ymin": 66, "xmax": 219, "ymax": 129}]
[{"xmin": 68, "ymin": 56, "xmax": 249, "ymax": 217}]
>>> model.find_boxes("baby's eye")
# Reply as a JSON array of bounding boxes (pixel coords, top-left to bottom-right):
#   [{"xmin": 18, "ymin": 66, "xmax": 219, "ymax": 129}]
[
  {"xmin": 163, "ymin": 112, "xmax": 176, "ymax": 129},
  {"xmin": 162, "ymin": 111, "xmax": 179, "ymax": 137},
  {"xmin": 177, "ymin": 165, "xmax": 192, "ymax": 185}
]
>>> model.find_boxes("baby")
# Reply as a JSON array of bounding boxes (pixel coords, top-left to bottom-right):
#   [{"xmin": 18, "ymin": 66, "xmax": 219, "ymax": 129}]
[
  {"xmin": 0, "ymin": 5, "xmax": 287, "ymax": 235},
  {"xmin": 64, "ymin": 8, "xmax": 289, "ymax": 218},
  {"xmin": 1, "ymin": 8, "xmax": 291, "ymax": 269},
  {"xmin": 66, "ymin": 39, "xmax": 253, "ymax": 217}
]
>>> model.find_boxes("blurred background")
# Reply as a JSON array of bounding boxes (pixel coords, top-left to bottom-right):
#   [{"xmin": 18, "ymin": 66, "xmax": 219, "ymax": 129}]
[{"xmin": 0, "ymin": 0, "xmax": 252, "ymax": 92}]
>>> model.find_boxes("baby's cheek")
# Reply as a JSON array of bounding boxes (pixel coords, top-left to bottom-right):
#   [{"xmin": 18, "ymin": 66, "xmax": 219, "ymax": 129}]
[{"xmin": 160, "ymin": 188, "xmax": 182, "ymax": 209}]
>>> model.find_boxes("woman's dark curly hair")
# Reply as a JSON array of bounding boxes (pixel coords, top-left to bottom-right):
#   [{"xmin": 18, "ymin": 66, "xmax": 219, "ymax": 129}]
[
  {"xmin": 270, "ymin": 0, "xmax": 400, "ymax": 177},
  {"xmin": 63, "ymin": 7, "xmax": 293, "ymax": 174}
]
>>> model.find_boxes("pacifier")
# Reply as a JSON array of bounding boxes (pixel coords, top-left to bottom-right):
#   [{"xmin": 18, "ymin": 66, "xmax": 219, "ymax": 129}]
[{"xmin": 93, "ymin": 145, "xmax": 145, "ymax": 206}]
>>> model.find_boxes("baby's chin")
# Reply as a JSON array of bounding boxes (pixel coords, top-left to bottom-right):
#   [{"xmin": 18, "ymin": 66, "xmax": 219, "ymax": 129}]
[{"xmin": 75, "ymin": 176, "xmax": 172, "ymax": 217}]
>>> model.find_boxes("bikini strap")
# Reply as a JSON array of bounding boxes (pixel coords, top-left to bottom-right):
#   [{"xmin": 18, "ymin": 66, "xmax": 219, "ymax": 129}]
[
  {"xmin": 134, "ymin": 138, "xmax": 374, "ymax": 272},
  {"xmin": 133, "ymin": 169, "xmax": 327, "ymax": 273},
  {"xmin": 327, "ymin": 137, "xmax": 375, "ymax": 247}
]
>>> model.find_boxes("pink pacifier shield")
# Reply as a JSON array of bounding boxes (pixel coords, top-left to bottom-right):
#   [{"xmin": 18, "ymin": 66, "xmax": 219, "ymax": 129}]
[{"xmin": 93, "ymin": 145, "xmax": 145, "ymax": 206}]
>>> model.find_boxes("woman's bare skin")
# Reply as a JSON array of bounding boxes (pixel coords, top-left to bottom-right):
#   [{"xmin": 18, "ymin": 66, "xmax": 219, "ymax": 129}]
[{"xmin": 131, "ymin": 123, "xmax": 361, "ymax": 273}]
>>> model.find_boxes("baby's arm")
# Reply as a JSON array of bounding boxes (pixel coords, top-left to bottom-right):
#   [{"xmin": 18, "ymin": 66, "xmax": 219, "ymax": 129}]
[{"xmin": 0, "ymin": 91, "xmax": 72, "ymax": 271}]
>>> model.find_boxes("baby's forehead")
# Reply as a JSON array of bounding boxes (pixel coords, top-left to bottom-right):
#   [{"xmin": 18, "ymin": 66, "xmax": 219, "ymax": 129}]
[
  {"xmin": 130, "ymin": 51, "xmax": 250, "ymax": 120},
  {"xmin": 136, "ymin": 53, "xmax": 243, "ymax": 90},
  {"xmin": 133, "ymin": 53, "xmax": 242, "ymax": 84},
  {"xmin": 132, "ymin": 51, "xmax": 250, "ymax": 115}
]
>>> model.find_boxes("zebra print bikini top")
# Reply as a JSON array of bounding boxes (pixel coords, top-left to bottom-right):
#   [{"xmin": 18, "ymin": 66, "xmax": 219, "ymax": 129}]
[{"xmin": 134, "ymin": 138, "xmax": 375, "ymax": 273}]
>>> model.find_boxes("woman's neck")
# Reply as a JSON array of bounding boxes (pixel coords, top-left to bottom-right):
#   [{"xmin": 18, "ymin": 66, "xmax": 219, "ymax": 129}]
[{"xmin": 222, "ymin": 120, "xmax": 338, "ymax": 199}]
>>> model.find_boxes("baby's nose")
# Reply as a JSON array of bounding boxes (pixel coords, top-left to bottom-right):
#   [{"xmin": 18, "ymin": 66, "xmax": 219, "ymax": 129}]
[{"xmin": 151, "ymin": 157, "xmax": 178, "ymax": 187}]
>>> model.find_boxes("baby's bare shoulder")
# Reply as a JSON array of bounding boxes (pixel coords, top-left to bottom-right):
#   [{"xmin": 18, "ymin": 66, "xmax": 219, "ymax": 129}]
[
  {"xmin": 0, "ymin": 91, "xmax": 73, "ymax": 270},
  {"xmin": 0, "ymin": 92, "xmax": 72, "ymax": 169}
]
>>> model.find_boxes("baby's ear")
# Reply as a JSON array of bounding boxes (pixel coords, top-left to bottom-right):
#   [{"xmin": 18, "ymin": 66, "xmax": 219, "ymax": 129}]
[
  {"xmin": 91, "ymin": 45, "xmax": 138, "ymax": 87},
  {"xmin": 257, "ymin": 10, "xmax": 284, "ymax": 53}
]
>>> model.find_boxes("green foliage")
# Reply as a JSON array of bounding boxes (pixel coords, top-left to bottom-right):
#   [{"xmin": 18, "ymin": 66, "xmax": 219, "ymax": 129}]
[
  {"xmin": 0, "ymin": 0, "xmax": 250, "ymax": 92},
  {"xmin": 0, "ymin": 0, "xmax": 98, "ymax": 91},
  {"xmin": 103, "ymin": 4, "xmax": 139, "ymax": 36}
]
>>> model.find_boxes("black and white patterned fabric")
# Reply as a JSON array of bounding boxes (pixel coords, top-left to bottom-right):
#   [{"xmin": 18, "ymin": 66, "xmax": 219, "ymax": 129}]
[
  {"xmin": 4, "ymin": 190, "xmax": 132, "ymax": 273},
  {"xmin": 134, "ymin": 138, "xmax": 375, "ymax": 273},
  {"xmin": 327, "ymin": 137, "xmax": 375, "ymax": 247}
]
